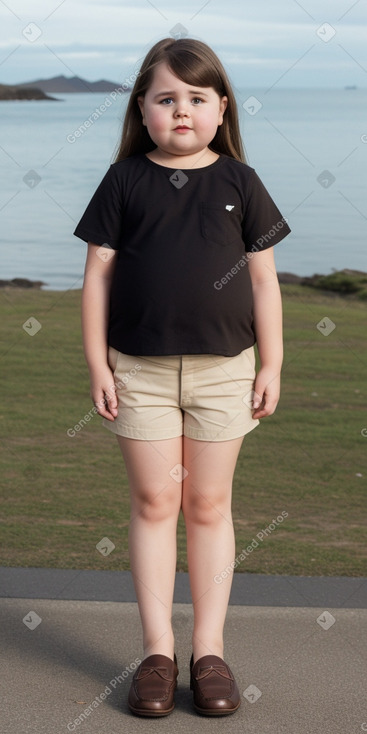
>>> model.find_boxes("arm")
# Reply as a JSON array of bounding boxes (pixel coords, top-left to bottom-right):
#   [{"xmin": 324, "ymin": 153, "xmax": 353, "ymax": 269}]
[
  {"xmin": 81, "ymin": 243, "xmax": 119, "ymax": 421},
  {"xmin": 247, "ymin": 247, "xmax": 283, "ymax": 419}
]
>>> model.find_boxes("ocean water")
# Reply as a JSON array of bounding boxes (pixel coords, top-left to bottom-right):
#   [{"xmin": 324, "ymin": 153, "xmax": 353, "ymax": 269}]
[{"xmin": 0, "ymin": 88, "xmax": 366, "ymax": 290}]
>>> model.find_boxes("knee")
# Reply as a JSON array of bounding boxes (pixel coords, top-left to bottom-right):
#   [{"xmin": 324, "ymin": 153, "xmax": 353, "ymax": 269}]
[
  {"xmin": 132, "ymin": 484, "xmax": 180, "ymax": 522},
  {"xmin": 182, "ymin": 486, "xmax": 231, "ymax": 525}
]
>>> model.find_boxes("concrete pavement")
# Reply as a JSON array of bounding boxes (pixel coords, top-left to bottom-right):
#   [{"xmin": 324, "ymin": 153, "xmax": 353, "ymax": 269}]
[{"xmin": 1, "ymin": 568, "xmax": 366, "ymax": 734}]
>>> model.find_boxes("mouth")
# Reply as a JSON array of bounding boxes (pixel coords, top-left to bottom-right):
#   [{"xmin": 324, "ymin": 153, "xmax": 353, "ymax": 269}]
[{"xmin": 174, "ymin": 125, "xmax": 191, "ymax": 130}]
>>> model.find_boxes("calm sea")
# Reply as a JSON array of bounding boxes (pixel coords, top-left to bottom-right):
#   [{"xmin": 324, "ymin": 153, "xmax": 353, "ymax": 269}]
[{"xmin": 0, "ymin": 88, "xmax": 366, "ymax": 290}]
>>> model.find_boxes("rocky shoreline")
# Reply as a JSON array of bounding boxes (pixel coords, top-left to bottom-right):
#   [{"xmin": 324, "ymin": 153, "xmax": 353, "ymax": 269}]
[
  {"xmin": 0, "ymin": 84, "xmax": 58, "ymax": 101},
  {"xmin": 1, "ymin": 270, "xmax": 366, "ymax": 293},
  {"xmin": 0, "ymin": 75, "xmax": 126, "ymax": 100},
  {"xmin": 0, "ymin": 278, "xmax": 47, "ymax": 288}
]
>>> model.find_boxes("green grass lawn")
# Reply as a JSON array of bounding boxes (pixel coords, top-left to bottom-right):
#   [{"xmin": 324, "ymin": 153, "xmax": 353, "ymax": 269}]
[{"xmin": 1, "ymin": 284, "xmax": 366, "ymax": 575}]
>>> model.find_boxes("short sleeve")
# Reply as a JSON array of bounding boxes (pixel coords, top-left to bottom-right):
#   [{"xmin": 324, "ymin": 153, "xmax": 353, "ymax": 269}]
[
  {"xmin": 73, "ymin": 165, "xmax": 122, "ymax": 249},
  {"xmin": 242, "ymin": 170, "xmax": 291, "ymax": 253}
]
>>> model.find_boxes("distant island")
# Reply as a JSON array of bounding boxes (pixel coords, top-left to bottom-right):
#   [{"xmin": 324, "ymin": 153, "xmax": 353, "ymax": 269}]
[
  {"xmin": 0, "ymin": 83, "xmax": 58, "ymax": 101},
  {"xmin": 0, "ymin": 75, "xmax": 126, "ymax": 100},
  {"xmin": 2, "ymin": 271, "xmax": 367, "ymax": 300}
]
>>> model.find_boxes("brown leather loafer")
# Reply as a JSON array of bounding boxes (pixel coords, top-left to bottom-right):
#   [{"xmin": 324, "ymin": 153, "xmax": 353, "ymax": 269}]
[
  {"xmin": 190, "ymin": 654, "xmax": 240, "ymax": 715},
  {"xmin": 128, "ymin": 653, "xmax": 178, "ymax": 716}
]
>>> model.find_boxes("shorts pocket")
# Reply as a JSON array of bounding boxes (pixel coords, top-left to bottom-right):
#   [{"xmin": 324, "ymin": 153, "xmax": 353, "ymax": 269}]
[{"xmin": 200, "ymin": 201, "xmax": 242, "ymax": 246}]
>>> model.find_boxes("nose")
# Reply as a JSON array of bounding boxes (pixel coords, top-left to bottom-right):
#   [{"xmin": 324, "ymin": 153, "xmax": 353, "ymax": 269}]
[{"xmin": 174, "ymin": 100, "xmax": 190, "ymax": 118}]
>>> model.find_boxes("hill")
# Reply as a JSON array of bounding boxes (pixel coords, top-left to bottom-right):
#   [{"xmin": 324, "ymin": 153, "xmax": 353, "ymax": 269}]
[{"xmin": 11, "ymin": 74, "xmax": 125, "ymax": 93}]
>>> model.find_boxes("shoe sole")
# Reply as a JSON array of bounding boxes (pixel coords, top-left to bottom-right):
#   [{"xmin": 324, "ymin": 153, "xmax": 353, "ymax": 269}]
[
  {"xmin": 128, "ymin": 703, "xmax": 175, "ymax": 717},
  {"xmin": 193, "ymin": 701, "xmax": 241, "ymax": 716}
]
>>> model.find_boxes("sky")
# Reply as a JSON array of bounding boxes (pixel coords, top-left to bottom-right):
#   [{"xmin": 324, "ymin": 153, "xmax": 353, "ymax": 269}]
[{"xmin": 0, "ymin": 0, "xmax": 367, "ymax": 88}]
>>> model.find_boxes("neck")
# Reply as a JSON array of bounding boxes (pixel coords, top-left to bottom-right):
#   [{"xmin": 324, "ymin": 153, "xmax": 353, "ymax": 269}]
[{"xmin": 145, "ymin": 148, "xmax": 220, "ymax": 169}]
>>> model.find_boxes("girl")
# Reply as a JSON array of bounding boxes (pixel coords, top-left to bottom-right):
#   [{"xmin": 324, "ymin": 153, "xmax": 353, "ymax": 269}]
[{"xmin": 74, "ymin": 37, "xmax": 290, "ymax": 717}]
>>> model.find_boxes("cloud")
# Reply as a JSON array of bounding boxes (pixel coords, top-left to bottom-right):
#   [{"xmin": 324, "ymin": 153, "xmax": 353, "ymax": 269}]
[{"xmin": 0, "ymin": 0, "xmax": 366, "ymax": 86}]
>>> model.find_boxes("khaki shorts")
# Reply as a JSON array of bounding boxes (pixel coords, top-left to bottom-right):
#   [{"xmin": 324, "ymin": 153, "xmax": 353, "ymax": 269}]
[{"xmin": 102, "ymin": 346, "xmax": 259, "ymax": 442}]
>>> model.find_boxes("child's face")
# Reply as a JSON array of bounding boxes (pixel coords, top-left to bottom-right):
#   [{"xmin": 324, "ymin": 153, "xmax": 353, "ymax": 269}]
[{"xmin": 137, "ymin": 62, "xmax": 227, "ymax": 159}]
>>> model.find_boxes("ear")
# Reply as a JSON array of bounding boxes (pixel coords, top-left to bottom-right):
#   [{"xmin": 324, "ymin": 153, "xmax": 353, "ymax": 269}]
[
  {"xmin": 218, "ymin": 96, "xmax": 228, "ymax": 126},
  {"xmin": 137, "ymin": 95, "xmax": 146, "ymax": 125}
]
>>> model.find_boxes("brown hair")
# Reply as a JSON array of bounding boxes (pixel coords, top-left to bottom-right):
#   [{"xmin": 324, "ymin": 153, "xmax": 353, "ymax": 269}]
[{"xmin": 113, "ymin": 37, "xmax": 245, "ymax": 163}]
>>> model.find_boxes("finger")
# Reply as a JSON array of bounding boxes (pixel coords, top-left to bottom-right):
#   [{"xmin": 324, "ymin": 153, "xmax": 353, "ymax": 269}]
[
  {"xmin": 105, "ymin": 392, "xmax": 118, "ymax": 417},
  {"xmin": 104, "ymin": 383, "xmax": 118, "ymax": 415},
  {"xmin": 252, "ymin": 389, "xmax": 263, "ymax": 411},
  {"xmin": 252, "ymin": 407, "xmax": 268, "ymax": 419},
  {"xmin": 93, "ymin": 393, "xmax": 116, "ymax": 421},
  {"xmin": 252, "ymin": 397, "xmax": 278, "ymax": 419}
]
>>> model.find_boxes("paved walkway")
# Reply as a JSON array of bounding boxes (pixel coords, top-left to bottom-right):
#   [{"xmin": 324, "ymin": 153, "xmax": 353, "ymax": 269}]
[{"xmin": 1, "ymin": 568, "xmax": 367, "ymax": 734}]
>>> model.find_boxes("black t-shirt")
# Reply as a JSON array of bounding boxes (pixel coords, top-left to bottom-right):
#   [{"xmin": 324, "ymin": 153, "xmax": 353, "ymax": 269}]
[{"xmin": 74, "ymin": 153, "xmax": 291, "ymax": 356}]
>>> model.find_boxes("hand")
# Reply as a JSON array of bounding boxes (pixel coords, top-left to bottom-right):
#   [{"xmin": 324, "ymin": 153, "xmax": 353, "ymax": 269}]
[
  {"xmin": 89, "ymin": 366, "xmax": 118, "ymax": 422},
  {"xmin": 251, "ymin": 367, "xmax": 281, "ymax": 420}
]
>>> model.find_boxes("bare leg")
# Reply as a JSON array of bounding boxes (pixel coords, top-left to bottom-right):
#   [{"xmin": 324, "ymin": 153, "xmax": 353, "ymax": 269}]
[
  {"xmin": 181, "ymin": 436, "xmax": 244, "ymax": 664},
  {"xmin": 116, "ymin": 436, "xmax": 183, "ymax": 661}
]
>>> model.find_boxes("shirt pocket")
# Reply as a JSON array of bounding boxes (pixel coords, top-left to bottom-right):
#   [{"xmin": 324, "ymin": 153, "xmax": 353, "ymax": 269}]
[{"xmin": 200, "ymin": 201, "xmax": 242, "ymax": 246}]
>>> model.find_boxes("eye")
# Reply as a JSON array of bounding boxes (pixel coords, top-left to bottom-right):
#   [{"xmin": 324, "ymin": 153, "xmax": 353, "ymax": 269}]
[
  {"xmin": 192, "ymin": 97, "xmax": 204, "ymax": 105},
  {"xmin": 159, "ymin": 97, "xmax": 173, "ymax": 105}
]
